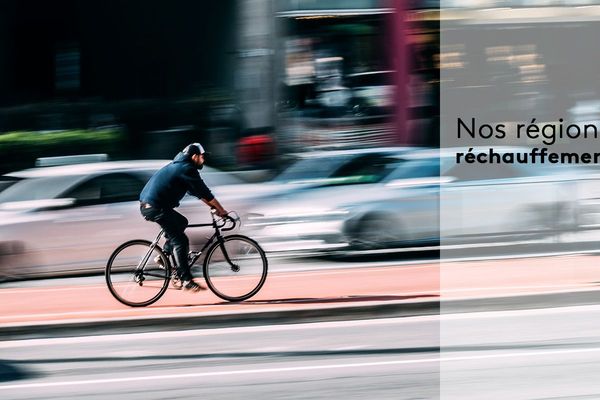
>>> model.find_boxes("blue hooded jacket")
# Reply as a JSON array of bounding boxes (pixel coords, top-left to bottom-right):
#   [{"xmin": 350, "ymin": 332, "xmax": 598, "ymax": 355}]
[{"xmin": 139, "ymin": 152, "xmax": 214, "ymax": 209}]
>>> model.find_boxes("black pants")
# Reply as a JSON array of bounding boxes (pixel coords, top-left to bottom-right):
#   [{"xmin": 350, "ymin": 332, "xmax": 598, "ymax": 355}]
[{"xmin": 140, "ymin": 204, "xmax": 192, "ymax": 281}]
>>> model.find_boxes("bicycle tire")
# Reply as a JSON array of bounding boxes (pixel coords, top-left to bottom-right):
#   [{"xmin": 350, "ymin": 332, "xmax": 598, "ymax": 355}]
[
  {"xmin": 203, "ymin": 234, "xmax": 268, "ymax": 302},
  {"xmin": 105, "ymin": 239, "xmax": 171, "ymax": 307}
]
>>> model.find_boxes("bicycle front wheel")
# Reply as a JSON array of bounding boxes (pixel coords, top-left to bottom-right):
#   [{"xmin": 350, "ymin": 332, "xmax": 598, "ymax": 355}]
[
  {"xmin": 105, "ymin": 240, "xmax": 170, "ymax": 307},
  {"xmin": 203, "ymin": 235, "xmax": 268, "ymax": 302}
]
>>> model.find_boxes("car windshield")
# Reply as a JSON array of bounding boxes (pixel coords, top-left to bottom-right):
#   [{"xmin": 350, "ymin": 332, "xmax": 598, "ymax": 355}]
[
  {"xmin": 0, "ymin": 176, "xmax": 78, "ymax": 202},
  {"xmin": 0, "ymin": 177, "xmax": 22, "ymax": 193},
  {"xmin": 272, "ymin": 156, "xmax": 350, "ymax": 183},
  {"xmin": 385, "ymin": 158, "xmax": 440, "ymax": 181}
]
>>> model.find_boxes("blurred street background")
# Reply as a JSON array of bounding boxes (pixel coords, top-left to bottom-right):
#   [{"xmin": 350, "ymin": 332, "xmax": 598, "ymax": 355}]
[
  {"xmin": 0, "ymin": 0, "xmax": 438, "ymax": 175},
  {"xmin": 4, "ymin": 0, "xmax": 600, "ymax": 399}
]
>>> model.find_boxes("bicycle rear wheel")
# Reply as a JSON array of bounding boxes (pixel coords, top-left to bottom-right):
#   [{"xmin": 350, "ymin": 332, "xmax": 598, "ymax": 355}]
[
  {"xmin": 105, "ymin": 240, "xmax": 170, "ymax": 307},
  {"xmin": 203, "ymin": 235, "xmax": 268, "ymax": 302}
]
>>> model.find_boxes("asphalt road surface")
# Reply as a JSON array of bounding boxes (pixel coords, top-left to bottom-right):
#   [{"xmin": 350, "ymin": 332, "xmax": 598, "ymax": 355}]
[
  {"xmin": 3, "ymin": 303, "xmax": 600, "ymax": 399},
  {"xmin": 441, "ymin": 304, "xmax": 600, "ymax": 399},
  {"xmin": 0, "ymin": 317, "xmax": 440, "ymax": 400}
]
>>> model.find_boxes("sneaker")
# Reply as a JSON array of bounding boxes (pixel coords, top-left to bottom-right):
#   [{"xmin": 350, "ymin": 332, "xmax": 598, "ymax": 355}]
[{"xmin": 183, "ymin": 280, "xmax": 207, "ymax": 292}]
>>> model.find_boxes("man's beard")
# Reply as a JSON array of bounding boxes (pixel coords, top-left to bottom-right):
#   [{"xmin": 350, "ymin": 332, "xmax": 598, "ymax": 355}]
[{"xmin": 197, "ymin": 163, "xmax": 204, "ymax": 170}]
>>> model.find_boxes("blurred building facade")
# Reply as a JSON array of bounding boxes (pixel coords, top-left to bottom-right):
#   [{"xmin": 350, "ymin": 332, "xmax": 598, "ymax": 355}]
[
  {"xmin": 0, "ymin": 0, "xmax": 439, "ymax": 173},
  {"xmin": 0, "ymin": 1, "xmax": 237, "ymax": 104},
  {"xmin": 0, "ymin": 0, "xmax": 240, "ymax": 171},
  {"xmin": 267, "ymin": 0, "xmax": 440, "ymax": 151}
]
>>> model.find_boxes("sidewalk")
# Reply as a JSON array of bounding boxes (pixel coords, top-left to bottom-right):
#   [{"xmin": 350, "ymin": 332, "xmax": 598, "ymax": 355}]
[{"xmin": 3, "ymin": 254, "xmax": 600, "ymax": 338}]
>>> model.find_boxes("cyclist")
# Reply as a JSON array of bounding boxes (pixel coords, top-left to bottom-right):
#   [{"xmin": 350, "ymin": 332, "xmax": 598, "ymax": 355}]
[{"xmin": 139, "ymin": 143, "xmax": 228, "ymax": 292}]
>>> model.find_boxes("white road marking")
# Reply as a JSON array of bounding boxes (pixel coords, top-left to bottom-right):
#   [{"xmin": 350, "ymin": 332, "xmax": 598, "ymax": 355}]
[{"xmin": 2, "ymin": 347, "xmax": 600, "ymax": 390}]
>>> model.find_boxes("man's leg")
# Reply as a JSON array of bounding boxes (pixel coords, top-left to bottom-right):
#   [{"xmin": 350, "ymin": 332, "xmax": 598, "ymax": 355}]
[
  {"xmin": 162, "ymin": 238, "xmax": 173, "ymax": 255},
  {"xmin": 141, "ymin": 205, "xmax": 176, "ymax": 256},
  {"xmin": 155, "ymin": 209, "xmax": 192, "ymax": 281}
]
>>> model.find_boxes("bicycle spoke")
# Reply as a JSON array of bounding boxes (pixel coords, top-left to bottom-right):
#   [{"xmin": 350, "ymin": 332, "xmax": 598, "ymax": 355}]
[
  {"xmin": 204, "ymin": 235, "xmax": 267, "ymax": 301},
  {"xmin": 106, "ymin": 241, "xmax": 170, "ymax": 307}
]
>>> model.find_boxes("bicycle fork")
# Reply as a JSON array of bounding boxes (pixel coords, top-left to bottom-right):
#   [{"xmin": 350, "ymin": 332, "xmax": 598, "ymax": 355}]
[{"xmin": 217, "ymin": 237, "xmax": 240, "ymax": 272}]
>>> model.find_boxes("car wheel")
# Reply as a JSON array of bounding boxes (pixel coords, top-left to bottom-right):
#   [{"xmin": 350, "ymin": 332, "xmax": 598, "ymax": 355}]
[
  {"xmin": 349, "ymin": 214, "xmax": 401, "ymax": 250},
  {"xmin": 518, "ymin": 202, "xmax": 576, "ymax": 242}
]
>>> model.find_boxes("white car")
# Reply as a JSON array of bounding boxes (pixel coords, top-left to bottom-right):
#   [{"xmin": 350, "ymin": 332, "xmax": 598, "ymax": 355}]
[
  {"xmin": 215, "ymin": 147, "xmax": 416, "ymax": 201},
  {"xmin": 245, "ymin": 147, "xmax": 598, "ymax": 253},
  {"xmin": 0, "ymin": 160, "xmax": 244, "ymax": 279}
]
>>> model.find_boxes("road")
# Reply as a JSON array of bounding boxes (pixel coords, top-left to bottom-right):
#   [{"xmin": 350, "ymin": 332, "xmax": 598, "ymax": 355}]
[
  {"xmin": 4, "ymin": 303, "xmax": 600, "ymax": 399},
  {"xmin": 0, "ymin": 317, "xmax": 440, "ymax": 400},
  {"xmin": 441, "ymin": 304, "xmax": 600, "ymax": 399},
  {"xmin": 3, "ymin": 247, "xmax": 600, "ymax": 399}
]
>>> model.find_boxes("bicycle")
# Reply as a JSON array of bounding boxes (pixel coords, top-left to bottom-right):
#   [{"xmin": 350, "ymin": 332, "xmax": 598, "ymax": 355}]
[{"xmin": 105, "ymin": 210, "xmax": 268, "ymax": 307}]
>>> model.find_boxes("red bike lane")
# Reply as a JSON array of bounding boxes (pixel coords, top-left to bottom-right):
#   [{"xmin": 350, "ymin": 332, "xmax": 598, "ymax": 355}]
[{"xmin": 2, "ymin": 254, "xmax": 599, "ymax": 327}]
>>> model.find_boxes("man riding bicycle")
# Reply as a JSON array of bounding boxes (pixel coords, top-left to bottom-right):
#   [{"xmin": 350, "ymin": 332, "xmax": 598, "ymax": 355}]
[{"xmin": 139, "ymin": 143, "xmax": 228, "ymax": 292}]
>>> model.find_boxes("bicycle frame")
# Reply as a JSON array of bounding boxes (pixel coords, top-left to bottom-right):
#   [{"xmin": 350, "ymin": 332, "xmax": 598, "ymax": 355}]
[{"xmin": 138, "ymin": 211, "xmax": 238, "ymax": 277}]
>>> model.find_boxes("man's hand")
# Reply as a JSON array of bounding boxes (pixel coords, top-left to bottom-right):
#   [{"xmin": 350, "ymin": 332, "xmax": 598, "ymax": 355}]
[{"xmin": 204, "ymin": 197, "xmax": 228, "ymax": 218}]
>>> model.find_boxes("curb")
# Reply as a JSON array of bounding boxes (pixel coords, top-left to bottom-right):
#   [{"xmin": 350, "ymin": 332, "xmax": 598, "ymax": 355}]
[{"xmin": 0, "ymin": 300, "xmax": 440, "ymax": 340}]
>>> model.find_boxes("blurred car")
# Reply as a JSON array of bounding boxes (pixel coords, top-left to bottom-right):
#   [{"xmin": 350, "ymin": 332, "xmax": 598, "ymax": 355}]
[
  {"xmin": 0, "ymin": 160, "xmax": 245, "ymax": 279},
  {"xmin": 347, "ymin": 71, "xmax": 395, "ymax": 117},
  {"xmin": 245, "ymin": 147, "xmax": 594, "ymax": 253},
  {"xmin": 0, "ymin": 148, "xmax": 419, "ymax": 278},
  {"xmin": 245, "ymin": 149, "xmax": 429, "ymax": 252},
  {"xmin": 0, "ymin": 176, "xmax": 20, "ymax": 193},
  {"xmin": 215, "ymin": 147, "xmax": 416, "ymax": 201}
]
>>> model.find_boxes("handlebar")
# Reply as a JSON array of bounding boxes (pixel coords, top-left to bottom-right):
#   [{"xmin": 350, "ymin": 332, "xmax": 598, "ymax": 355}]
[{"xmin": 211, "ymin": 209, "xmax": 240, "ymax": 232}]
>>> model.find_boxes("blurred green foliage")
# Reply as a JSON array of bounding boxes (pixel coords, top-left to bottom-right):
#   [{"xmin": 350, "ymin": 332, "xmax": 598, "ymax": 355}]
[{"xmin": 0, "ymin": 129, "xmax": 126, "ymax": 174}]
